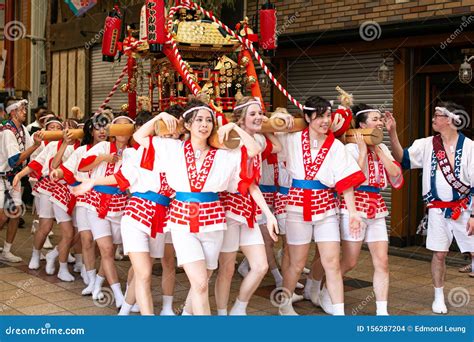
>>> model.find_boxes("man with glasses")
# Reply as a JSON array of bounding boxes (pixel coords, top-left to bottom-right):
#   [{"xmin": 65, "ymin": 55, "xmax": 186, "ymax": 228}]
[
  {"xmin": 0, "ymin": 98, "xmax": 42, "ymax": 262},
  {"xmin": 385, "ymin": 102, "xmax": 474, "ymax": 314}
]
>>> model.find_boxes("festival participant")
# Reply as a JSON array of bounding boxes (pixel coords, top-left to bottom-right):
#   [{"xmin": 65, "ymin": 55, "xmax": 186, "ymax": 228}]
[
  {"xmin": 13, "ymin": 117, "xmax": 77, "ymax": 281},
  {"xmin": 386, "ymin": 102, "xmax": 473, "ymax": 314},
  {"xmin": 336, "ymin": 104, "xmax": 403, "ymax": 316},
  {"xmin": 214, "ymin": 96, "xmax": 279, "ymax": 316},
  {"xmin": 272, "ymin": 95, "xmax": 365, "ymax": 316},
  {"xmin": 133, "ymin": 98, "xmax": 261, "ymax": 315},
  {"xmin": 50, "ymin": 117, "xmax": 109, "ymax": 297},
  {"xmin": 77, "ymin": 114, "xmax": 135, "ymax": 308},
  {"xmin": 73, "ymin": 107, "xmax": 183, "ymax": 316},
  {"xmin": 0, "ymin": 98, "xmax": 41, "ymax": 262}
]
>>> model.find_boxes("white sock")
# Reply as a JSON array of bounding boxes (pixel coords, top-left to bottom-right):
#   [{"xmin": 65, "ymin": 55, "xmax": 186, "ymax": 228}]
[
  {"xmin": 118, "ymin": 300, "xmax": 133, "ymax": 316},
  {"xmin": 111, "ymin": 283, "xmax": 124, "ymax": 308},
  {"xmin": 82, "ymin": 269, "xmax": 97, "ymax": 295},
  {"xmin": 332, "ymin": 303, "xmax": 345, "ymax": 316},
  {"xmin": 271, "ymin": 268, "xmax": 283, "ymax": 287},
  {"xmin": 376, "ymin": 301, "xmax": 388, "ymax": 315},
  {"xmin": 434, "ymin": 287, "xmax": 444, "ymax": 301},
  {"xmin": 3, "ymin": 242, "xmax": 12, "ymax": 253},
  {"xmin": 217, "ymin": 308, "xmax": 228, "ymax": 316},
  {"xmin": 58, "ymin": 262, "xmax": 75, "ymax": 281},
  {"xmin": 31, "ymin": 248, "xmax": 40, "ymax": 257},
  {"xmin": 304, "ymin": 278, "xmax": 314, "ymax": 298},
  {"xmin": 162, "ymin": 295, "xmax": 174, "ymax": 312},
  {"xmin": 229, "ymin": 298, "xmax": 248, "ymax": 315},
  {"xmin": 92, "ymin": 274, "xmax": 105, "ymax": 300}
]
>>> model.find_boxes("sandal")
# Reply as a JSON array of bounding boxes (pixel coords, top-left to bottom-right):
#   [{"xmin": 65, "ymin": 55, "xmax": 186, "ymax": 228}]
[{"xmin": 458, "ymin": 264, "xmax": 472, "ymax": 273}]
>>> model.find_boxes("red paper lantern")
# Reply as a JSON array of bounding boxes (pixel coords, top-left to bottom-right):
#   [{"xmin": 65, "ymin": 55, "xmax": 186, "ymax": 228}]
[
  {"xmin": 101, "ymin": 6, "xmax": 122, "ymax": 62},
  {"xmin": 146, "ymin": 0, "xmax": 166, "ymax": 53},
  {"xmin": 259, "ymin": 1, "xmax": 277, "ymax": 57}
]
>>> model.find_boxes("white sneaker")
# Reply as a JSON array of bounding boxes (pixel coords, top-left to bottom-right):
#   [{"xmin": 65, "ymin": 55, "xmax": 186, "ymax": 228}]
[
  {"xmin": 319, "ymin": 287, "xmax": 334, "ymax": 315},
  {"xmin": 43, "ymin": 236, "xmax": 53, "ymax": 249},
  {"xmin": 40, "ymin": 253, "xmax": 46, "ymax": 261},
  {"xmin": 303, "ymin": 267, "xmax": 310, "ymax": 274},
  {"xmin": 73, "ymin": 263, "xmax": 83, "ymax": 273},
  {"xmin": 0, "ymin": 251, "xmax": 22, "ymax": 263},
  {"xmin": 432, "ymin": 300, "xmax": 448, "ymax": 314},
  {"xmin": 131, "ymin": 304, "xmax": 140, "ymax": 313}
]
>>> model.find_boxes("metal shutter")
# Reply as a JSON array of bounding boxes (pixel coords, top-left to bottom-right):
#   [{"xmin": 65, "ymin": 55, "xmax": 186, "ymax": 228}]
[
  {"xmin": 90, "ymin": 45, "xmax": 150, "ymax": 114},
  {"xmin": 286, "ymin": 52, "xmax": 394, "ymax": 230}
]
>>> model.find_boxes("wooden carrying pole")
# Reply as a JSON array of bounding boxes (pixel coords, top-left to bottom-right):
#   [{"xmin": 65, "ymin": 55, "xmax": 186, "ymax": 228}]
[{"xmin": 343, "ymin": 128, "xmax": 384, "ymax": 145}]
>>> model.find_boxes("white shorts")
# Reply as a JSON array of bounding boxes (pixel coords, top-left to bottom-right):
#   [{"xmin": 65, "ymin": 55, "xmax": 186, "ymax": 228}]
[
  {"xmin": 87, "ymin": 210, "xmax": 122, "ymax": 244},
  {"xmin": 121, "ymin": 216, "xmax": 165, "ymax": 258},
  {"xmin": 53, "ymin": 203, "xmax": 72, "ymax": 224},
  {"xmin": 0, "ymin": 180, "xmax": 22, "ymax": 209},
  {"xmin": 426, "ymin": 209, "xmax": 473, "ymax": 253},
  {"xmin": 278, "ymin": 217, "xmax": 286, "ymax": 235},
  {"xmin": 74, "ymin": 206, "xmax": 90, "ymax": 232},
  {"xmin": 36, "ymin": 193, "xmax": 55, "ymax": 219},
  {"xmin": 221, "ymin": 217, "xmax": 264, "ymax": 253},
  {"xmin": 340, "ymin": 214, "xmax": 388, "ymax": 243},
  {"xmin": 170, "ymin": 229, "xmax": 224, "ymax": 270},
  {"xmin": 285, "ymin": 212, "xmax": 340, "ymax": 245}
]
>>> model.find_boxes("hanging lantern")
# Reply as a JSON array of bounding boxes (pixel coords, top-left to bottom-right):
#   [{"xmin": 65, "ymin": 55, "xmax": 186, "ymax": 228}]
[
  {"xmin": 146, "ymin": 0, "xmax": 166, "ymax": 53},
  {"xmin": 101, "ymin": 5, "xmax": 122, "ymax": 62},
  {"xmin": 259, "ymin": 0, "xmax": 277, "ymax": 57}
]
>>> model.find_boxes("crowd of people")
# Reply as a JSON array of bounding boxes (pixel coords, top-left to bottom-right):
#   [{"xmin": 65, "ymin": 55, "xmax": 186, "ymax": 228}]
[{"xmin": 0, "ymin": 95, "xmax": 472, "ymax": 316}]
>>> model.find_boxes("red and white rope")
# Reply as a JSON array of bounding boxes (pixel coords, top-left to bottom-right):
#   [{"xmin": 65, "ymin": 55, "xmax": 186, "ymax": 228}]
[{"xmin": 177, "ymin": 0, "xmax": 304, "ymax": 111}]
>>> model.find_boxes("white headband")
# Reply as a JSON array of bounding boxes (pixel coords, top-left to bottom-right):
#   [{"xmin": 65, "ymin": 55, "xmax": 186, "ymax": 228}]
[
  {"xmin": 111, "ymin": 116, "xmax": 135, "ymax": 124},
  {"xmin": 233, "ymin": 100, "xmax": 262, "ymax": 112},
  {"xmin": 39, "ymin": 114, "xmax": 56, "ymax": 123},
  {"xmin": 182, "ymin": 106, "xmax": 215, "ymax": 119},
  {"xmin": 435, "ymin": 107, "xmax": 461, "ymax": 124},
  {"xmin": 6, "ymin": 99, "xmax": 28, "ymax": 114},
  {"xmin": 355, "ymin": 109, "xmax": 381, "ymax": 117},
  {"xmin": 45, "ymin": 120, "xmax": 64, "ymax": 129},
  {"xmin": 303, "ymin": 106, "xmax": 332, "ymax": 112}
]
